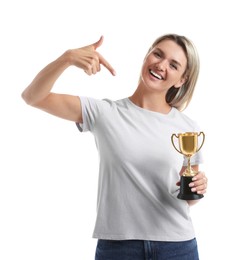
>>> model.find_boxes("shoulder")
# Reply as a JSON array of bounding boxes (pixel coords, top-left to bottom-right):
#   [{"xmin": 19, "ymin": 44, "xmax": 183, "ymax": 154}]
[
  {"xmin": 172, "ymin": 108, "xmax": 201, "ymax": 131},
  {"xmin": 102, "ymin": 98, "xmax": 129, "ymax": 109},
  {"xmin": 79, "ymin": 96, "xmax": 128, "ymax": 113}
]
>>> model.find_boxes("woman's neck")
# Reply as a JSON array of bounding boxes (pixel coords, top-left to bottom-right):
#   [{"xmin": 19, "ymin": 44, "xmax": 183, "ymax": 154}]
[{"xmin": 129, "ymin": 86, "xmax": 172, "ymax": 114}]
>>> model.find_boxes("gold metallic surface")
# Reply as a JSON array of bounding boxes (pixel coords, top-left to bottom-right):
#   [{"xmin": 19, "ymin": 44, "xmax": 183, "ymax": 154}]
[{"xmin": 171, "ymin": 132, "xmax": 205, "ymax": 176}]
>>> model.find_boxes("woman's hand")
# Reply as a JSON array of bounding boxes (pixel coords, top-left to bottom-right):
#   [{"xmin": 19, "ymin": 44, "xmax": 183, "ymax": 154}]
[
  {"xmin": 177, "ymin": 166, "xmax": 208, "ymax": 205},
  {"xmin": 189, "ymin": 171, "xmax": 208, "ymax": 195},
  {"xmin": 66, "ymin": 36, "xmax": 116, "ymax": 76}
]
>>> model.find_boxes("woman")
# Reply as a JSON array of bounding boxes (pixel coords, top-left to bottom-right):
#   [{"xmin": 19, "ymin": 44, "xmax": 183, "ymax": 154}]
[{"xmin": 22, "ymin": 34, "xmax": 207, "ymax": 260}]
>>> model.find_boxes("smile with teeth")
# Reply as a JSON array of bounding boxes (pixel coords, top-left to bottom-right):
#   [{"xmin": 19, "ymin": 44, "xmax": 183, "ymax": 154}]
[{"xmin": 149, "ymin": 69, "xmax": 163, "ymax": 80}]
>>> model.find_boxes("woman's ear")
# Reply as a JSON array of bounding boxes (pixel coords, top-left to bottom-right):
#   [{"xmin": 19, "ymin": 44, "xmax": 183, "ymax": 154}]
[{"xmin": 174, "ymin": 75, "xmax": 188, "ymax": 88}]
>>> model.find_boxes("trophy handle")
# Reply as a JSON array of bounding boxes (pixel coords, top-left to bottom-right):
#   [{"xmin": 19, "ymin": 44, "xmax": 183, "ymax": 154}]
[
  {"xmin": 171, "ymin": 134, "xmax": 182, "ymax": 154},
  {"xmin": 196, "ymin": 131, "xmax": 205, "ymax": 152}
]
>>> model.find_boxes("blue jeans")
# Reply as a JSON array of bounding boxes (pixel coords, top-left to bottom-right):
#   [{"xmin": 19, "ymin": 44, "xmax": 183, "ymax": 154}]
[{"xmin": 95, "ymin": 238, "xmax": 199, "ymax": 260}]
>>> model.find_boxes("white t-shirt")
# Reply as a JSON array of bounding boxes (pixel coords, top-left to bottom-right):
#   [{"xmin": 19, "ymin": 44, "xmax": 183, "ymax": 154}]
[{"xmin": 77, "ymin": 97, "xmax": 204, "ymax": 241}]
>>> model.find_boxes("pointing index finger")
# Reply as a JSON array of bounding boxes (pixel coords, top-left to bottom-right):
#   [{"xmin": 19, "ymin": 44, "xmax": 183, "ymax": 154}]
[{"xmin": 98, "ymin": 53, "xmax": 116, "ymax": 76}]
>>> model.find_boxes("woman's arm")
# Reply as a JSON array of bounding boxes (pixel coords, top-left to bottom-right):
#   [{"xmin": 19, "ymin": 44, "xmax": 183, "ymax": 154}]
[{"xmin": 21, "ymin": 36, "xmax": 115, "ymax": 123}]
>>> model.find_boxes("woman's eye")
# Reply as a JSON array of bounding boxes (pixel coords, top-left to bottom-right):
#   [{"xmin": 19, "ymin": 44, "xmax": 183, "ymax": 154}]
[
  {"xmin": 154, "ymin": 52, "xmax": 161, "ymax": 58},
  {"xmin": 170, "ymin": 63, "xmax": 177, "ymax": 70}
]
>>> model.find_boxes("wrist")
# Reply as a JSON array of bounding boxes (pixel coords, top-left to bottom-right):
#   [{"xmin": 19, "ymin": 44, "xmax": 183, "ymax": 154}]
[{"xmin": 60, "ymin": 50, "xmax": 75, "ymax": 67}]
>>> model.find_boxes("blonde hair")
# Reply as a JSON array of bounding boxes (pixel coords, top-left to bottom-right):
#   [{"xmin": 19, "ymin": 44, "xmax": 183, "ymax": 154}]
[{"xmin": 146, "ymin": 34, "xmax": 200, "ymax": 111}]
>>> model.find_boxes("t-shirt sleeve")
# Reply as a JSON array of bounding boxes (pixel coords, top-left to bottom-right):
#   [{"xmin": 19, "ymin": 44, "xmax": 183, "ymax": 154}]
[{"xmin": 76, "ymin": 96, "xmax": 103, "ymax": 132}]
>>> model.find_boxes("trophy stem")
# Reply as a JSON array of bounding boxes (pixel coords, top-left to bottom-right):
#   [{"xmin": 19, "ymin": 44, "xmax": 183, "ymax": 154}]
[{"xmin": 183, "ymin": 156, "xmax": 197, "ymax": 177}]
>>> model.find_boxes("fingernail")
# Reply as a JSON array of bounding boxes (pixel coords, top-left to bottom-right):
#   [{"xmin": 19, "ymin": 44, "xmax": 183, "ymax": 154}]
[
  {"xmin": 191, "ymin": 188, "xmax": 196, "ymax": 192},
  {"xmin": 192, "ymin": 177, "xmax": 197, "ymax": 181},
  {"xmin": 189, "ymin": 183, "xmax": 194, "ymax": 187}
]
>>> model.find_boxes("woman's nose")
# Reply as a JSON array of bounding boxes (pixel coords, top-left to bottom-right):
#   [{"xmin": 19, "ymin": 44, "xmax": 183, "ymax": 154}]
[{"xmin": 156, "ymin": 60, "xmax": 167, "ymax": 71}]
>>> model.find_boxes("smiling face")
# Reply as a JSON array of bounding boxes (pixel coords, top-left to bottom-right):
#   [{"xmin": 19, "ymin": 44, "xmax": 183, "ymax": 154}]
[{"xmin": 140, "ymin": 39, "xmax": 188, "ymax": 94}]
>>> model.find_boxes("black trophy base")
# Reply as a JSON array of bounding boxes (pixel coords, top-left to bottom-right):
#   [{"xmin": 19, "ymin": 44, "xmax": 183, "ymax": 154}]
[{"xmin": 177, "ymin": 176, "xmax": 204, "ymax": 200}]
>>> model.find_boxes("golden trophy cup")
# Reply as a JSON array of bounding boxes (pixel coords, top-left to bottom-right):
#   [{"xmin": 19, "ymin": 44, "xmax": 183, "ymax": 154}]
[{"xmin": 171, "ymin": 132, "xmax": 205, "ymax": 200}]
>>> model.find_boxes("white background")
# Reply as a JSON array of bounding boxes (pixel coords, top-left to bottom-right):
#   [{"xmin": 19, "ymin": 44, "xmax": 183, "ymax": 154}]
[{"xmin": 0, "ymin": 0, "xmax": 232, "ymax": 259}]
